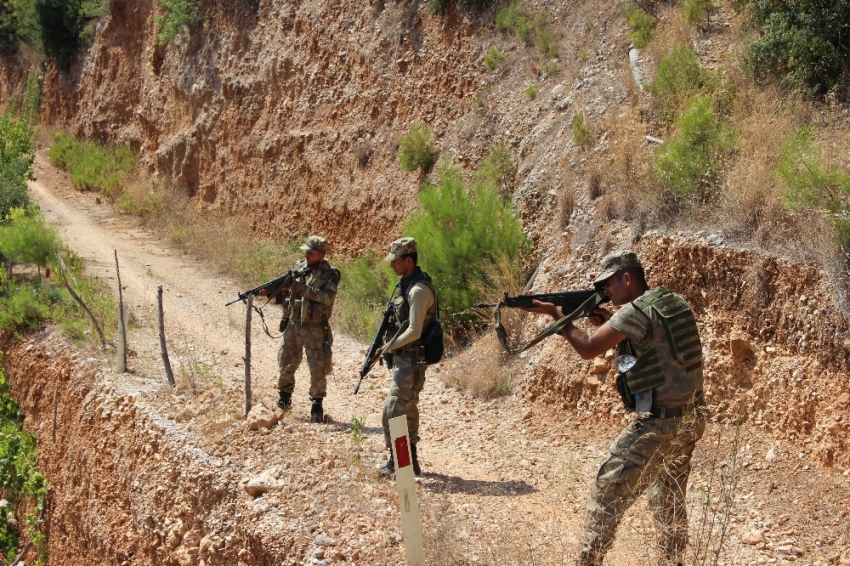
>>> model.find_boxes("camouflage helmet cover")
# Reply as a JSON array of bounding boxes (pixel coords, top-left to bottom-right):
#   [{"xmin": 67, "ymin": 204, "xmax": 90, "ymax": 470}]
[
  {"xmin": 300, "ymin": 235, "xmax": 329, "ymax": 253},
  {"xmin": 593, "ymin": 250, "xmax": 643, "ymax": 285},
  {"xmin": 384, "ymin": 237, "xmax": 418, "ymax": 261}
]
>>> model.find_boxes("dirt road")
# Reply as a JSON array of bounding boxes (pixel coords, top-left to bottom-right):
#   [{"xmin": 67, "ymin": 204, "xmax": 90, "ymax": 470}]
[{"xmin": 26, "ymin": 153, "xmax": 850, "ymax": 566}]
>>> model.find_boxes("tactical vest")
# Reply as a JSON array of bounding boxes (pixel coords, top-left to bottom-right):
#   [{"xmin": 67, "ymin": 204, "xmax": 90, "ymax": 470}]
[
  {"xmin": 284, "ymin": 260, "xmax": 340, "ymax": 324},
  {"xmin": 388, "ymin": 269, "xmax": 437, "ymax": 348},
  {"xmin": 621, "ymin": 287, "xmax": 703, "ymax": 397}
]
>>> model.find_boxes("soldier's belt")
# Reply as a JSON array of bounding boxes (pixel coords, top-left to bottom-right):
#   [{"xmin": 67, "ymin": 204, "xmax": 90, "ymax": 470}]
[{"xmin": 650, "ymin": 390, "xmax": 703, "ymax": 419}]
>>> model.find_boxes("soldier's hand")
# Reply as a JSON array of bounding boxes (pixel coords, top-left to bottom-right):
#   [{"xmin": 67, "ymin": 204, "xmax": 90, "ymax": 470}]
[
  {"xmin": 257, "ymin": 289, "xmax": 269, "ymax": 297},
  {"xmin": 589, "ymin": 307, "xmax": 612, "ymax": 327},
  {"xmin": 370, "ymin": 348, "xmax": 383, "ymax": 365},
  {"xmin": 521, "ymin": 299, "xmax": 561, "ymax": 320},
  {"xmin": 292, "ymin": 281, "xmax": 304, "ymax": 294}
]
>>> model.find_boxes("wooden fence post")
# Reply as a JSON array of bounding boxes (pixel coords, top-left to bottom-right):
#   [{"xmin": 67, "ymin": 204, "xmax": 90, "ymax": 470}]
[
  {"xmin": 157, "ymin": 285, "xmax": 175, "ymax": 386},
  {"xmin": 244, "ymin": 294, "xmax": 253, "ymax": 419},
  {"xmin": 115, "ymin": 250, "xmax": 126, "ymax": 373}
]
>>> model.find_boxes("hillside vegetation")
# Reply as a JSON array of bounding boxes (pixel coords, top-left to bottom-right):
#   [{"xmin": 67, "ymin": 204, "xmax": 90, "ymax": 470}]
[{"xmin": 1, "ymin": 0, "xmax": 847, "ymax": 291}]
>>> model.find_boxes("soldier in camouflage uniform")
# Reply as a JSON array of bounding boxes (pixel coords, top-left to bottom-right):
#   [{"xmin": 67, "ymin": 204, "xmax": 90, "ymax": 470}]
[
  {"xmin": 275, "ymin": 236, "xmax": 340, "ymax": 423},
  {"xmin": 525, "ymin": 251, "xmax": 707, "ymax": 566},
  {"xmin": 371, "ymin": 237, "xmax": 437, "ymax": 477}
]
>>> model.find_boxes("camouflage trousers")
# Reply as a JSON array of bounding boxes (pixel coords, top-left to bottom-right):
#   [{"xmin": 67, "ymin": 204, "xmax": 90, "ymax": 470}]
[
  {"xmin": 382, "ymin": 350, "xmax": 426, "ymax": 449},
  {"xmin": 277, "ymin": 321, "xmax": 333, "ymax": 399},
  {"xmin": 583, "ymin": 407, "xmax": 707, "ymax": 565}
]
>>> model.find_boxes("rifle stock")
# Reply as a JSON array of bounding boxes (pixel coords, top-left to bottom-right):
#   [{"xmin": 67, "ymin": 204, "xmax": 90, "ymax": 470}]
[
  {"xmin": 225, "ymin": 266, "xmax": 310, "ymax": 307},
  {"xmin": 354, "ymin": 298, "xmax": 394, "ymax": 394}
]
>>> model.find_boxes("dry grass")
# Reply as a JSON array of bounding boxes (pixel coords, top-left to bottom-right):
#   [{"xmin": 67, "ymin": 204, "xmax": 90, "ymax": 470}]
[
  {"xmin": 439, "ymin": 332, "xmax": 515, "ymax": 399},
  {"xmin": 557, "ymin": 151, "xmax": 578, "ymax": 230},
  {"xmin": 119, "ymin": 176, "xmax": 301, "ymax": 285},
  {"xmin": 595, "ymin": 100, "xmax": 655, "ymax": 223}
]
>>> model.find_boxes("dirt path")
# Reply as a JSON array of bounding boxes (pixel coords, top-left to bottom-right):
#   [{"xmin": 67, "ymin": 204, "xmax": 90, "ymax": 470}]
[{"xmin": 26, "ymin": 153, "xmax": 850, "ymax": 566}]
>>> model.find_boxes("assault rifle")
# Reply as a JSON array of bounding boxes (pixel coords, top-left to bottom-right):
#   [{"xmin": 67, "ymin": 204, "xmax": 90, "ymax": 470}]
[
  {"xmin": 476, "ymin": 288, "xmax": 610, "ymax": 355},
  {"xmin": 475, "ymin": 288, "xmax": 607, "ymax": 314},
  {"xmin": 225, "ymin": 266, "xmax": 311, "ymax": 307},
  {"xmin": 354, "ymin": 297, "xmax": 395, "ymax": 395}
]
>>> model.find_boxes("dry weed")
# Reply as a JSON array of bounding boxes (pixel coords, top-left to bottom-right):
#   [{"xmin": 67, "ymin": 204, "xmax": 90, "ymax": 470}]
[
  {"xmin": 557, "ymin": 151, "xmax": 578, "ymax": 230},
  {"xmin": 597, "ymin": 102, "xmax": 654, "ymax": 223},
  {"xmin": 440, "ymin": 332, "xmax": 515, "ymax": 400}
]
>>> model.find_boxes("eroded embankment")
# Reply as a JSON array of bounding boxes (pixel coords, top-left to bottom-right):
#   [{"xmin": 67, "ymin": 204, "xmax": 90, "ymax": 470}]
[
  {"xmin": 3, "ymin": 332, "xmax": 305, "ymax": 566},
  {"xmin": 522, "ymin": 235, "xmax": 850, "ymax": 469}
]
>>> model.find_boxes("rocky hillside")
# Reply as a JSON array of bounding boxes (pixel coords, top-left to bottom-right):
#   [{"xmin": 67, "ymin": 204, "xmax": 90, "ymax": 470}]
[
  {"xmin": 2, "ymin": 0, "xmax": 850, "ymax": 563},
  {"xmin": 1, "ymin": 0, "xmax": 849, "ymax": 471}
]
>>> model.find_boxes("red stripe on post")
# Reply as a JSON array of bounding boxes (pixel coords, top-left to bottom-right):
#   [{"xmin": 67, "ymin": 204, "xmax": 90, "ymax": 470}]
[{"xmin": 395, "ymin": 436, "xmax": 411, "ymax": 468}]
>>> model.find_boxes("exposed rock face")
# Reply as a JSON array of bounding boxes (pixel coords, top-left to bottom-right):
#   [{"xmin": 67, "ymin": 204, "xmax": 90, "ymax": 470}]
[
  {"xmin": 521, "ymin": 234, "xmax": 850, "ymax": 469},
  {"xmin": 3, "ymin": 336, "xmax": 306, "ymax": 565},
  {"xmin": 31, "ymin": 0, "xmax": 486, "ymax": 253}
]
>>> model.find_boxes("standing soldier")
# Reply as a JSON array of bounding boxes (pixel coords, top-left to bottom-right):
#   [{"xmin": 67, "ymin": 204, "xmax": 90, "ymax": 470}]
[
  {"xmin": 524, "ymin": 250, "xmax": 707, "ymax": 566},
  {"xmin": 275, "ymin": 236, "xmax": 340, "ymax": 423},
  {"xmin": 372, "ymin": 237, "xmax": 437, "ymax": 477}
]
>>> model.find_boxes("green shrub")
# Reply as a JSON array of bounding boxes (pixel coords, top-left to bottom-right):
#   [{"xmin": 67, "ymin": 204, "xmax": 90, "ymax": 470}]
[
  {"xmin": 35, "ymin": 0, "xmax": 104, "ymax": 70},
  {"xmin": 0, "ymin": 354, "xmax": 48, "ymax": 564},
  {"xmin": 683, "ymin": 0, "xmax": 714, "ymax": 26},
  {"xmin": 0, "ymin": 0, "xmax": 39, "ymax": 52},
  {"xmin": 475, "ymin": 144, "xmax": 516, "ymax": 188},
  {"xmin": 515, "ymin": 16, "xmax": 532, "ymax": 43},
  {"xmin": 525, "ymin": 83, "xmax": 537, "ymax": 99},
  {"xmin": 117, "ymin": 192, "xmax": 164, "ymax": 220},
  {"xmin": 0, "ymin": 283, "xmax": 50, "ymax": 333},
  {"xmin": 776, "ymin": 126, "xmax": 850, "ymax": 249},
  {"xmin": 428, "ymin": 0, "xmax": 451, "ymax": 14},
  {"xmin": 627, "ymin": 9, "xmax": 655, "ymax": 48},
  {"xmin": 484, "ymin": 46, "xmax": 505, "ymax": 70},
  {"xmin": 47, "ymin": 132, "xmax": 136, "ymax": 198},
  {"xmin": 398, "ymin": 124, "xmax": 437, "ymax": 172},
  {"xmin": 653, "ymin": 96, "xmax": 737, "ymax": 203},
  {"xmin": 532, "ymin": 10, "xmax": 557, "ymax": 58},
  {"xmin": 154, "ymin": 0, "xmax": 201, "ymax": 46},
  {"xmin": 650, "ymin": 45, "xmax": 723, "ymax": 123},
  {"xmin": 495, "ymin": 0, "xmax": 522, "ymax": 32},
  {"xmin": 335, "ymin": 250, "xmax": 393, "ymax": 342},
  {"xmin": 0, "ymin": 207, "xmax": 60, "ymax": 269},
  {"xmin": 403, "ymin": 159, "xmax": 530, "ymax": 330},
  {"xmin": 744, "ymin": 0, "xmax": 850, "ymax": 97},
  {"xmin": 572, "ymin": 111, "xmax": 592, "ymax": 148},
  {"xmin": 495, "ymin": 0, "xmax": 557, "ymax": 57},
  {"xmin": 0, "ymin": 114, "xmax": 35, "ymax": 223}
]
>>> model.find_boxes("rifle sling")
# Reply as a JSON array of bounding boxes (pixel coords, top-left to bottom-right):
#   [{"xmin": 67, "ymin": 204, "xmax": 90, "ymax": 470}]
[
  {"xmin": 494, "ymin": 292, "xmax": 605, "ymax": 355},
  {"xmin": 252, "ymin": 296, "xmax": 283, "ymax": 339}
]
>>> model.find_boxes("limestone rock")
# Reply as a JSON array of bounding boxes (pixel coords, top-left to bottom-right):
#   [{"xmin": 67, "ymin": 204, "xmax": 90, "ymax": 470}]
[
  {"xmin": 740, "ymin": 529, "xmax": 764, "ymax": 545},
  {"xmin": 246, "ymin": 402, "xmax": 281, "ymax": 431},
  {"xmin": 730, "ymin": 338, "xmax": 756, "ymax": 363},
  {"xmin": 245, "ymin": 470, "xmax": 280, "ymax": 496}
]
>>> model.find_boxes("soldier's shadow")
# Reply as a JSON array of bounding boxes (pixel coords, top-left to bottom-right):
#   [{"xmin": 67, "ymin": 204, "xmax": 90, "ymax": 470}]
[{"xmin": 420, "ymin": 472, "xmax": 537, "ymax": 496}]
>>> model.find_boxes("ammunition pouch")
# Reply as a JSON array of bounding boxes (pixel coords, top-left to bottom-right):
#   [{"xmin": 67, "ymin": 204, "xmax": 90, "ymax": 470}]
[
  {"xmin": 321, "ymin": 316, "xmax": 332, "ymax": 354},
  {"xmin": 616, "ymin": 372, "xmax": 636, "ymax": 411}
]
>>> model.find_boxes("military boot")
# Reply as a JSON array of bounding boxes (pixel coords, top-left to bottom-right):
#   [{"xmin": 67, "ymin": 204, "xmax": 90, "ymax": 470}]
[
  {"xmin": 378, "ymin": 452, "xmax": 395, "ymax": 478},
  {"xmin": 309, "ymin": 398, "xmax": 324, "ymax": 423},
  {"xmin": 411, "ymin": 444, "xmax": 421, "ymax": 476},
  {"xmin": 277, "ymin": 390, "xmax": 291, "ymax": 412}
]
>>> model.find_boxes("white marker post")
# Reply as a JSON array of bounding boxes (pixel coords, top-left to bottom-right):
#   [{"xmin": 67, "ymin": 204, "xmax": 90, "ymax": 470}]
[{"xmin": 388, "ymin": 415, "xmax": 425, "ymax": 565}]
